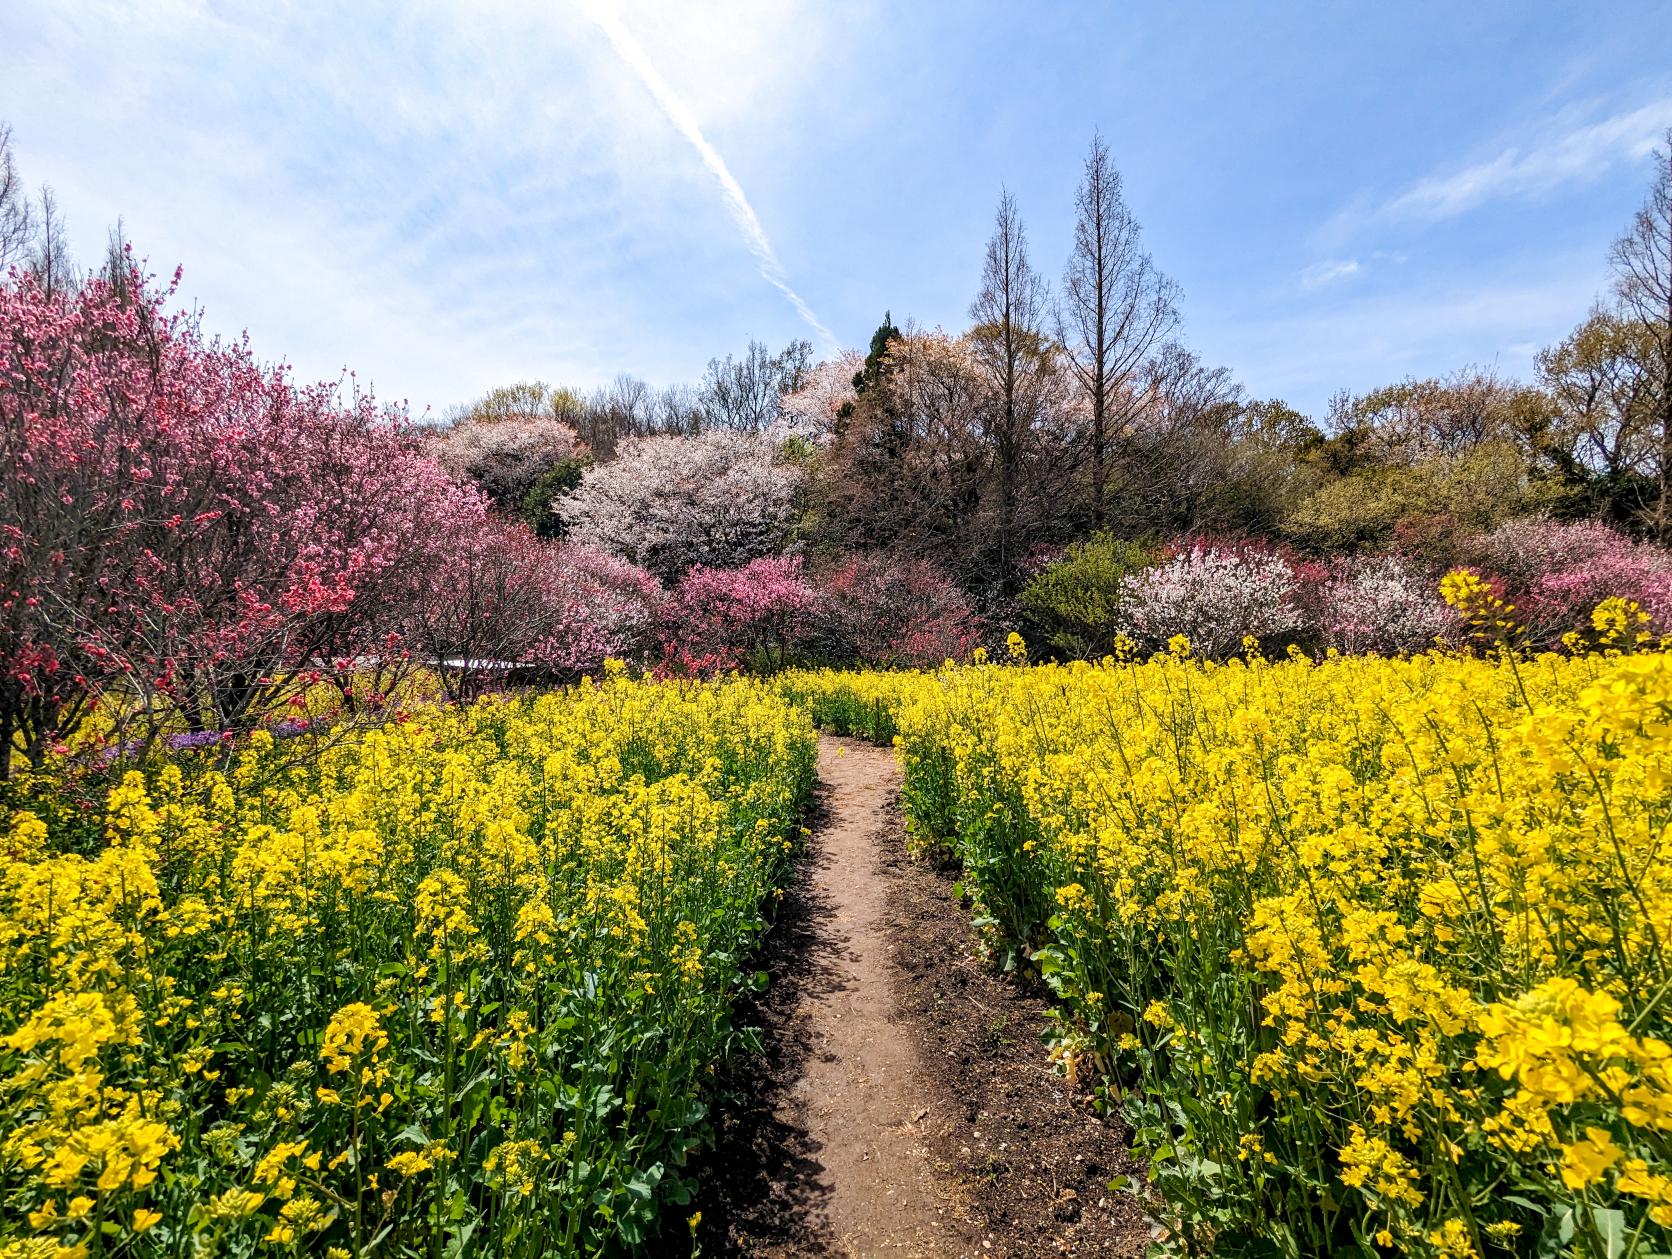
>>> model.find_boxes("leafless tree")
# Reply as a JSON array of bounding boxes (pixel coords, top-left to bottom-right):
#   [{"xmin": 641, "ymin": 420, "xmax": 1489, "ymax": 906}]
[
  {"xmin": 653, "ymin": 382, "xmax": 702, "ymax": 435},
  {"xmin": 1060, "ymin": 133, "xmax": 1178, "ymax": 527},
  {"xmin": 969, "ymin": 189, "xmax": 1054, "ymax": 590},
  {"xmin": 575, "ymin": 373, "xmax": 654, "ymax": 457},
  {"xmin": 1610, "ymin": 129, "xmax": 1672, "ymax": 538},
  {"xmin": 26, "ymin": 185, "xmax": 77, "ymax": 299},
  {"xmin": 0, "ymin": 124, "xmax": 35, "ymax": 272},
  {"xmin": 697, "ymin": 338, "xmax": 812, "ymax": 432}
]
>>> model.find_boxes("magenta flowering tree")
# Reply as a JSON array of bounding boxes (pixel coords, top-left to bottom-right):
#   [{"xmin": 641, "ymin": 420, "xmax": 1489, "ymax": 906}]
[
  {"xmin": 174, "ymin": 377, "xmax": 475, "ymax": 730},
  {"xmin": 1462, "ymin": 517, "xmax": 1626, "ymax": 591},
  {"xmin": 547, "ymin": 543, "xmax": 664, "ymax": 674},
  {"xmin": 1530, "ymin": 551, "xmax": 1672, "ymax": 637},
  {"xmin": 409, "ymin": 513, "xmax": 558, "ymax": 703},
  {"xmin": 660, "ymin": 555, "xmax": 819, "ymax": 674},
  {"xmin": 0, "ymin": 262, "xmax": 477, "ymax": 767}
]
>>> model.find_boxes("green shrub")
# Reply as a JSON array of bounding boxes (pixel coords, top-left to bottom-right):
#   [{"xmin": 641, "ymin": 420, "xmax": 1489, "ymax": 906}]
[
  {"xmin": 1282, "ymin": 442, "xmax": 1564, "ymax": 559},
  {"xmin": 1018, "ymin": 533, "xmax": 1157, "ymax": 660},
  {"xmin": 519, "ymin": 455, "xmax": 590, "ymax": 538}
]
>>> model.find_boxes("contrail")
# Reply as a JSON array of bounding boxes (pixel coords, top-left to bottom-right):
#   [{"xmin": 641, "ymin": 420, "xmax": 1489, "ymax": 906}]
[{"xmin": 576, "ymin": 0, "xmax": 838, "ymax": 350}]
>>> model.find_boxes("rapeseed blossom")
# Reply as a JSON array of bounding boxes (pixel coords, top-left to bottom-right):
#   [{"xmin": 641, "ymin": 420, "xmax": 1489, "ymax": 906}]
[
  {"xmin": 0, "ymin": 673, "xmax": 815, "ymax": 1256},
  {"xmin": 784, "ymin": 626, "xmax": 1672, "ymax": 1256}
]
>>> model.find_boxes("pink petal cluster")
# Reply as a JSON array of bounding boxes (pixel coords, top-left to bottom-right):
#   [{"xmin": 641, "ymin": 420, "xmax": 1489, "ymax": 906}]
[
  {"xmin": 659, "ymin": 554, "xmax": 819, "ymax": 675},
  {"xmin": 1464, "ymin": 517, "xmax": 1672, "ymax": 646}
]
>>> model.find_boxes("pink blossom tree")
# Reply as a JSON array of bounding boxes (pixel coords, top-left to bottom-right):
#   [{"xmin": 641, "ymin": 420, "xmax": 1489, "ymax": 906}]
[
  {"xmin": 1464, "ymin": 516, "xmax": 1672, "ymax": 646},
  {"xmin": 410, "ymin": 518, "xmax": 663, "ymax": 702},
  {"xmin": 547, "ymin": 543, "xmax": 664, "ymax": 674},
  {"xmin": 659, "ymin": 555, "xmax": 818, "ymax": 674},
  {"xmin": 0, "ymin": 262, "xmax": 475, "ymax": 768}
]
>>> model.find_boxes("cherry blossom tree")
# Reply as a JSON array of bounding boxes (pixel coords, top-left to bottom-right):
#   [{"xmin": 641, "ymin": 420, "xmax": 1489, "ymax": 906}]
[
  {"xmin": 558, "ymin": 431, "xmax": 803, "ymax": 581},
  {"xmin": 778, "ymin": 350, "xmax": 862, "ymax": 441}
]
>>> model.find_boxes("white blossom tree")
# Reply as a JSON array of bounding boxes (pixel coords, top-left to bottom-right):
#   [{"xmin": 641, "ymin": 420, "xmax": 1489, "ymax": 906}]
[
  {"xmin": 428, "ymin": 410, "xmax": 587, "ymax": 510},
  {"xmin": 778, "ymin": 350, "xmax": 862, "ymax": 441},
  {"xmin": 557, "ymin": 431, "xmax": 803, "ymax": 581}
]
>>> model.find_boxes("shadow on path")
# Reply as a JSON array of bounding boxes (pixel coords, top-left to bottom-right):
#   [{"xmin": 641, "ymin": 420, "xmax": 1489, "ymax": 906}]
[{"xmin": 669, "ymin": 777, "xmax": 849, "ymax": 1257}]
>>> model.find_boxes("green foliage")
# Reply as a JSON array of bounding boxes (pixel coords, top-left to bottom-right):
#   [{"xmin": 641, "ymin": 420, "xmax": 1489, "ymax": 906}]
[
  {"xmin": 519, "ymin": 455, "xmax": 590, "ymax": 538},
  {"xmin": 1018, "ymin": 532, "xmax": 1158, "ymax": 659},
  {"xmin": 459, "ymin": 380, "xmax": 572, "ymax": 425},
  {"xmin": 850, "ymin": 312, "xmax": 902, "ymax": 398},
  {"xmin": 1282, "ymin": 442, "xmax": 1564, "ymax": 558},
  {"xmin": 1537, "ymin": 308, "xmax": 1669, "ymax": 531}
]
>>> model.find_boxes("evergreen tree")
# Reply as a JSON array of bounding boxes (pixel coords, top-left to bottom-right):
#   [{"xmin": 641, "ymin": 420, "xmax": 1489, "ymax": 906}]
[{"xmin": 852, "ymin": 311, "xmax": 902, "ymax": 397}]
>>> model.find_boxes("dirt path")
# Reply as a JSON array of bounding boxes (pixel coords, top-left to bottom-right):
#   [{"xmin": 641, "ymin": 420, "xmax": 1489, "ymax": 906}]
[
  {"xmin": 681, "ymin": 736, "xmax": 1147, "ymax": 1258},
  {"xmin": 774, "ymin": 738, "xmax": 980, "ymax": 1256}
]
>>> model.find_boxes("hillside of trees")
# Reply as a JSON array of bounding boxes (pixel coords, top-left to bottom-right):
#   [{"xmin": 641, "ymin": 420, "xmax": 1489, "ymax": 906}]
[{"xmin": 4, "ymin": 116, "xmax": 1671, "ymax": 736}]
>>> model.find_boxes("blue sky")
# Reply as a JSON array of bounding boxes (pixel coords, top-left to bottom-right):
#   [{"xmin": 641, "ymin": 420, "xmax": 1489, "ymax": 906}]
[{"xmin": 3, "ymin": 1, "xmax": 1670, "ymax": 419}]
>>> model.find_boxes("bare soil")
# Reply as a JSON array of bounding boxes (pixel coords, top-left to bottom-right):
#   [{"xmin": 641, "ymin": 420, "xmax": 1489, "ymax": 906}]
[{"xmin": 678, "ymin": 736, "xmax": 1150, "ymax": 1258}]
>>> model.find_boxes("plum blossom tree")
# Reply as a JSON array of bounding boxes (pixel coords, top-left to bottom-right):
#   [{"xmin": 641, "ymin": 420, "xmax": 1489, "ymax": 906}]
[
  {"xmin": 0, "ymin": 261, "xmax": 476, "ymax": 768},
  {"xmin": 547, "ymin": 543, "xmax": 664, "ymax": 673},
  {"xmin": 558, "ymin": 431, "xmax": 803, "ymax": 582},
  {"xmin": 660, "ymin": 555, "xmax": 818, "ymax": 674},
  {"xmin": 811, "ymin": 552, "xmax": 986, "ymax": 668},
  {"xmin": 410, "ymin": 515, "xmax": 663, "ymax": 702},
  {"xmin": 1119, "ymin": 541, "xmax": 1305, "ymax": 658},
  {"xmin": 1464, "ymin": 516, "xmax": 1672, "ymax": 646},
  {"xmin": 1318, "ymin": 555, "xmax": 1456, "ymax": 655}
]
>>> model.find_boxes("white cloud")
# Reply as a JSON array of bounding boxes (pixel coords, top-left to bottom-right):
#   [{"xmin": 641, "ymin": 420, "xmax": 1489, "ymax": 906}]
[
  {"xmin": 1386, "ymin": 99, "xmax": 1672, "ymax": 221},
  {"xmin": 1299, "ymin": 258, "xmax": 1361, "ymax": 289},
  {"xmin": 0, "ymin": 0, "xmax": 841, "ymax": 412}
]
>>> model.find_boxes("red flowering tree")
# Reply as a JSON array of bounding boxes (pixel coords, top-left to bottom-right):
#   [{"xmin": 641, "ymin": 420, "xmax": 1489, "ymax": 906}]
[{"xmin": 811, "ymin": 553, "xmax": 986, "ymax": 668}]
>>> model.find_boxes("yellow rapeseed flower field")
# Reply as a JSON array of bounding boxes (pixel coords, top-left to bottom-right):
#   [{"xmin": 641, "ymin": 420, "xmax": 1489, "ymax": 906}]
[
  {"xmin": 0, "ymin": 671, "xmax": 815, "ymax": 1257},
  {"xmin": 784, "ymin": 643, "xmax": 1672, "ymax": 1258},
  {"xmin": 8, "ymin": 628, "xmax": 1672, "ymax": 1257}
]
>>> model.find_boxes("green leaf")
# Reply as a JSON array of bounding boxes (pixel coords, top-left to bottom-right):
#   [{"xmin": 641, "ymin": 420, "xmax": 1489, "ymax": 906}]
[
  {"xmin": 1592, "ymin": 1207, "xmax": 1627, "ymax": 1259},
  {"xmin": 625, "ymin": 1162, "xmax": 664, "ymax": 1202}
]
